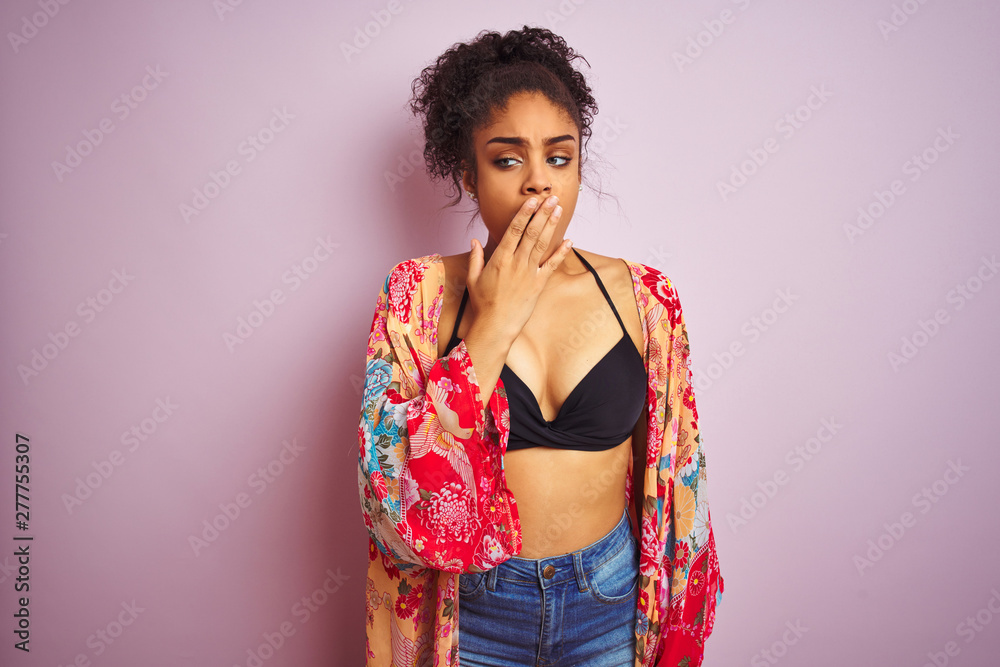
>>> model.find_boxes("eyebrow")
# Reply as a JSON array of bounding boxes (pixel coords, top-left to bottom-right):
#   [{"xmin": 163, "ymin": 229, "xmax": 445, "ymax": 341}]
[{"xmin": 485, "ymin": 134, "xmax": 577, "ymax": 147}]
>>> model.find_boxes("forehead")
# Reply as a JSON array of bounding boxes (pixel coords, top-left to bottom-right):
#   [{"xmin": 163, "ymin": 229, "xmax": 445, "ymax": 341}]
[{"xmin": 476, "ymin": 92, "xmax": 577, "ymax": 140}]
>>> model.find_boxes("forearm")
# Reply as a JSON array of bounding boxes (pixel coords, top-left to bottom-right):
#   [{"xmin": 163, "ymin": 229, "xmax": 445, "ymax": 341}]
[
  {"xmin": 359, "ymin": 314, "xmax": 518, "ymax": 572},
  {"xmin": 461, "ymin": 316, "xmax": 517, "ymax": 406}
]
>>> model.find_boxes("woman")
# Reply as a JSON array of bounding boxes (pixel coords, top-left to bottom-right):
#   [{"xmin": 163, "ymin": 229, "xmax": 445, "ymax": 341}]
[{"xmin": 358, "ymin": 26, "xmax": 723, "ymax": 667}]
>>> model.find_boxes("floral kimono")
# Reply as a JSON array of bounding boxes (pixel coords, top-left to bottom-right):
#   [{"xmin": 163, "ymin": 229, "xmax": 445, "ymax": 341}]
[{"xmin": 357, "ymin": 253, "xmax": 724, "ymax": 666}]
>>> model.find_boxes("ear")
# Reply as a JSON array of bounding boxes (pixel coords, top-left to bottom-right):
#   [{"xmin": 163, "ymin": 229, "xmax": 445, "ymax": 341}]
[{"xmin": 462, "ymin": 168, "xmax": 476, "ymax": 196}]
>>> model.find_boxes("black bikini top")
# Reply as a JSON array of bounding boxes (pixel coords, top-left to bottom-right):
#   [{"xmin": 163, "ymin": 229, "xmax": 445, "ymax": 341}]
[{"xmin": 442, "ymin": 248, "xmax": 646, "ymax": 452}]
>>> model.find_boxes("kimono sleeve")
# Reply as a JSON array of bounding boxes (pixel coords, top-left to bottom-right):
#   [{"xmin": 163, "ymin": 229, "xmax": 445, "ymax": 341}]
[
  {"xmin": 650, "ymin": 276, "xmax": 725, "ymax": 666},
  {"xmin": 356, "ymin": 262, "xmax": 520, "ymax": 575}
]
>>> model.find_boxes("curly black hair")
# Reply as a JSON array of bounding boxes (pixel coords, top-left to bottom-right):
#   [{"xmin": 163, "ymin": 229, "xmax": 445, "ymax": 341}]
[{"xmin": 409, "ymin": 25, "xmax": 600, "ymax": 211}]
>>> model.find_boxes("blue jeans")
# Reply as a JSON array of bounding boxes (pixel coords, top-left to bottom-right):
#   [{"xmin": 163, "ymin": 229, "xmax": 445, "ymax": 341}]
[{"xmin": 457, "ymin": 508, "xmax": 639, "ymax": 666}]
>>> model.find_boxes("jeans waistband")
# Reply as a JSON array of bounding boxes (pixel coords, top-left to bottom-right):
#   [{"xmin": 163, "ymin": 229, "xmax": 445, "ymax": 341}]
[{"xmin": 486, "ymin": 507, "xmax": 633, "ymax": 592}]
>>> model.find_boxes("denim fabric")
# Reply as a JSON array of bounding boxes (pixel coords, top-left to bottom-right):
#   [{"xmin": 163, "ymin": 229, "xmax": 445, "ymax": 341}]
[{"xmin": 457, "ymin": 508, "xmax": 639, "ymax": 666}]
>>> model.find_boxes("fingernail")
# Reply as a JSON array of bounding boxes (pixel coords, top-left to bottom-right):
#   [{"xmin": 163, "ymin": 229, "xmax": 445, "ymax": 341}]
[
  {"xmin": 553, "ymin": 205, "xmax": 562, "ymax": 216},
  {"xmin": 527, "ymin": 198, "xmax": 538, "ymax": 208}
]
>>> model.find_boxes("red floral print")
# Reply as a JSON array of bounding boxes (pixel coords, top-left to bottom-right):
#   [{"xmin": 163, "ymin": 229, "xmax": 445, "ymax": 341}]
[{"xmin": 358, "ymin": 255, "xmax": 723, "ymax": 667}]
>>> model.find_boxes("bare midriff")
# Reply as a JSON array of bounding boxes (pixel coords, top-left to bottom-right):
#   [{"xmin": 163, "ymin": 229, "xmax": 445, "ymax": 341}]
[{"xmin": 503, "ymin": 439, "xmax": 631, "ymax": 558}]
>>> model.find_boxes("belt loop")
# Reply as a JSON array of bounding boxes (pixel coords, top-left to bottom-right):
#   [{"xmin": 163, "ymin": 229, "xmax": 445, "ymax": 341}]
[
  {"xmin": 572, "ymin": 551, "xmax": 588, "ymax": 593},
  {"xmin": 486, "ymin": 563, "xmax": 499, "ymax": 591}
]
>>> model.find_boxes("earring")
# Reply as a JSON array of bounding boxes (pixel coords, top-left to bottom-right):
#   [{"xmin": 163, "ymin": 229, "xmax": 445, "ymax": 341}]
[
  {"xmin": 466, "ymin": 190, "xmax": 477, "ymax": 201},
  {"xmin": 579, "ymin": 184, "xmax": 583, "ymax": 191}
]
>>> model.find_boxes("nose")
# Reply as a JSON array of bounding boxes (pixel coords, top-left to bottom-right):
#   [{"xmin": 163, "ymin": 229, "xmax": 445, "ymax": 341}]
[{"xmin": 521, "ymin": 158, "xmax": 552, "ymax": 197}]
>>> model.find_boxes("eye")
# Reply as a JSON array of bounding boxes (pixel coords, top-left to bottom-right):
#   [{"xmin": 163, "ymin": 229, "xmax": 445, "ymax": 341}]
[{"xmin": 492, "ymin": 155, "xmax": 574, "ymax": 168}]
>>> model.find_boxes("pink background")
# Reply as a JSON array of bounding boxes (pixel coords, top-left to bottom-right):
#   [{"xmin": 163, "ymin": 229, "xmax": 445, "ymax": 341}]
[{"xmin": 2, "ymin": 1, "xmax": 999, "ymax": 665}]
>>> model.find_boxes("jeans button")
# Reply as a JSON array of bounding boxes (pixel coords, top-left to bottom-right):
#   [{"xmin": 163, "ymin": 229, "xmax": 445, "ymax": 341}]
[{"xmin": 542, "ymin": 565, "xmax": 555, "ymax": 579}]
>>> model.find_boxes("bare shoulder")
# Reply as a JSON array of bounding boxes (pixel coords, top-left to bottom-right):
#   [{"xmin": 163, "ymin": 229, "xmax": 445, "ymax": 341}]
[
  {"xmin": 438, "ymin": 251, "xmax": 469, "ymax": 273},
  {"xmin": 571, "ymin": 248, "xmax": 636, "ymax": 293},
  {"xmin": 572, "ymin": 248, "xmax": 644, "ymax": 353},
  {"xmin": 438, "ymin": 251, "xmax": 470, "ymax": 302}
]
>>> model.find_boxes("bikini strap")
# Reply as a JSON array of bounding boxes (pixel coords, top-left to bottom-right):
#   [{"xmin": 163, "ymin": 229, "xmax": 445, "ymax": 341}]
[
  {"xmin": 452, "ymin": 250, "xmax": 626, "ymax": 345},
  {"xmin": 572, "ymin": 248, "xmax": 627, "ymax": 334}
]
